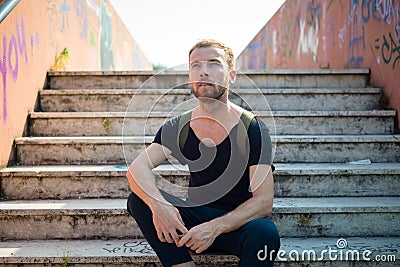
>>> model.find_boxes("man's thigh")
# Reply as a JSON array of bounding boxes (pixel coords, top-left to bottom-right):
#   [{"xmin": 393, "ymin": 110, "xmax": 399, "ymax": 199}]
[{"xmin": 209, "ymin": 218, "xmax": 280, "ymax": 257}]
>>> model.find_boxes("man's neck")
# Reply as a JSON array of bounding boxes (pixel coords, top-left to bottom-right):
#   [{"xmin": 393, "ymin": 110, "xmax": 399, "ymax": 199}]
[
  {"xmin": 198, "ymin": 99, "xmax": 229, "ymax": 114},
  {"xmin": 194, "ymin": 102, "xmax": 242, "ymax": 129},
  {"xmin": 196, "ymin": 90, "xmax": 230, "ymax": 116}
]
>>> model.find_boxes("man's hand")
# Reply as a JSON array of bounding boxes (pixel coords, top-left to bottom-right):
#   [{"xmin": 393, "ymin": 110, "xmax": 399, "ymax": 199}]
[
  {"xmin": 177, "ymin": 221, "xmax": 219, "ymax": 254},
  {"xmin": 151, "ymin": 203, "xmax": 188, "ymax": 244}
]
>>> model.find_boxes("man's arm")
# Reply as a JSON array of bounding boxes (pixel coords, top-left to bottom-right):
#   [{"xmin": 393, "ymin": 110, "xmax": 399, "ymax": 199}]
[
  {"xmin": 213, "ymin": 164, "xmax": 274, "ymax": 228},
  {"xmin": 177, "ymin": 164, "xmax": 274, "ymax": 253},
  {"xmin": 126, "ymin": 143, "xmax": 188, "ymax": 244}
]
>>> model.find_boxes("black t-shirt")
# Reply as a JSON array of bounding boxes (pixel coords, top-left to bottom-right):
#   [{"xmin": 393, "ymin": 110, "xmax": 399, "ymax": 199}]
[{"xmin": 153, "ymin": 113, "xmax": 274, "ymax": 211}]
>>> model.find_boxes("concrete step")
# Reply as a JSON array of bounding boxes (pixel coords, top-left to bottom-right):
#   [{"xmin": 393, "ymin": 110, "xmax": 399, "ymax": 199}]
[
  {"xmin": 14, "ymin": 135, "xmax": 400, "ymax": 165},
  {"xmin": 40, "ymin": 88, "xmax": 194, "ymax": 112},
  {"xmin": 1, "ymin": 237, "xmax": 399, "ymax": 266},
  {"xmin": 46, "ymin": 69, "xmax": 370, "ymax": 89},
  {"xmin": 1, "ymin": 164, "xmax": 399, "ymax": 200},
  {"xmin": 39, "ymin": 87, "xmax": 383, "ymax": 112},
  {"xmin": 29, "ymin": 110, "xmax": 396, "ymax": 136},
  {"xmin": 0, "ymin": 197, "xmax": 398, "ymax": 240}
]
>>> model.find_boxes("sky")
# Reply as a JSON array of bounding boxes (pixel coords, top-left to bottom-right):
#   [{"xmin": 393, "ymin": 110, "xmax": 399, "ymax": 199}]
[{"xmin": 109, "ymin": 0, "xmax": 286, "ymax": 68}]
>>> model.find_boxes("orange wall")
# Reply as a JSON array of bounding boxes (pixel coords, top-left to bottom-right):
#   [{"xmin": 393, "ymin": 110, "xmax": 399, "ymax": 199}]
[
  {"xmin": 238, "ymin": 0, "xmax": 399, "ymax": 129},
  {"xmin": 0, "ymin": 0, "xmax": 152, "ymax": 167}
]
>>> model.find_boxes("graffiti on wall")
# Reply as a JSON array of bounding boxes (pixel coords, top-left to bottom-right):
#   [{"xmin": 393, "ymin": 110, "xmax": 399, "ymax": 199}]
[
  {"xmin": 236, "ymin": 0, "xmax": 400, "ymax": 128},
  {"xmin": 374, "ymin": 0, "xmax": 400, "ymax": 68},
  {"xmin": 47, "ymin": 0, "xmax": 92, "ymax": 47},
  {"xmin": 348, "ymin": 0, "xmax": 366, "ymax": 67},
  {"xmin": 46, "ymin": 0, "xmax": 71, "ymax": 35},
  {"xmin": 297, "ymin": 0, "xmax": 321, "ymax": 61},
  {"xmin": 238, "ymin": 0, "xmax": 400, "ymax": 70},
  {"xmin": 276, "ymin": 7, "xmax": 298, "ymax": 68},
  {"xmin": 51, "ymin": 0, "xmax": 116, "ymax": 69},
  {"xmin": 100, "ymin": 1, "xmax": 114, "ymax": 70},
  {"xmin": 374, "ymin": 32, "xmax": 400, "ymax": 68},
  {"xmin": 74, "ymin": 0, "xmax": 89, "ymax": 38},
  {"xmin": 372, "ymin": 0, "xmax": 400, "ymax": 68},
  {"xmin": 349, "ymin": 0, "xmax": 400, "ymax": 68},
  {"xmin": 0, "ymin": 16, "xmax": 39, "ymax": 122}
]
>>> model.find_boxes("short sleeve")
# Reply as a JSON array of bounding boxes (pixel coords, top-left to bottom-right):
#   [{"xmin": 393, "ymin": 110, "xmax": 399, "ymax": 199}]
[
  {"xmin": 247, "ymin": 118, "xmax": 275, "ymax": 171},
  {"xmin": 152, "ymin": 116, "xmax": 186, "ymax": 164}
]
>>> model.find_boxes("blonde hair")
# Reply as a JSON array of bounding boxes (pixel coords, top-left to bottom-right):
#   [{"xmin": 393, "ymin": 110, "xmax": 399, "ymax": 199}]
[{"xmin": 189, "ymin": 39, "xmax": 235, "ymax": 69}]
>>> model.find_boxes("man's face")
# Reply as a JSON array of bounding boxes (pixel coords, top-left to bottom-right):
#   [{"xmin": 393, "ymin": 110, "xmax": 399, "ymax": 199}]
[{"xmin": 189, "ymin": 46, "xmax": 236, "ymax": 100}]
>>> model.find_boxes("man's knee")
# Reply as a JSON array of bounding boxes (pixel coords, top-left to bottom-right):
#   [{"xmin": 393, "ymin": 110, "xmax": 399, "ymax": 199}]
[
  {"xmin": 242, "ymin": 218, "xmax": 280, "ymax": 253},
  {"xmin": 127, "ymin": 192, "xmax": 147, "ymax": 217}
]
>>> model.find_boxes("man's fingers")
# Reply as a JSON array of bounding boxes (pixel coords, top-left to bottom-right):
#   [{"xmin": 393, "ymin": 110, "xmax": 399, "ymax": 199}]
[
  {"xmin": 170, "ymin": 230, "xmax": 181, "ymax": 244},
  {"xmin": 164, "ymin": 231, "xmax": 176, "ymax": 243},
  {"xmin": 176, "ymin": 223, "xmax": 188, "ymax": 236},
  {"xmin": 157, "ymin": 231, "xmax": 166, "ymax": 242},
  {"xmin": 177, "ymin": 232, "xmax": 192, "ymax": 247},
  {"xmin": 196, "ymin": 246, "xmax": 205, "ymax": 254},
  {"xmin": 177, "ymin": 213, "xmax": 187, "ymax": 231},
  {"xmin": 185, "ymin": 238, "xmax": 195, "ymax": 248}
]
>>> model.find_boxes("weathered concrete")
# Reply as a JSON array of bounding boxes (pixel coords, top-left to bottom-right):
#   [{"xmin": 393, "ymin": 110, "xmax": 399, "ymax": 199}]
[
  {"xmin": 39, "ymin": 88, "xmax": 383, "ymax": 112},
  {"xmin": 3, "ymin": 69, "xmax": 399, "ymax": 265},
  {"xmin": 230, "ymin": 87, "xmax": 384, "ymax": 111},
  {"xmin": 1, "ymin": 237, "xmax": 399, "ymax": 266},
  {"xmin": 29, "ymin": 110, "xmax": 396, "ymax": 136},
  {"xmin": 0, "ymin": 197, "xmax": 398, "ymax": 240},
  {"xmin": 15, "ymin": 135, "xmax": 400, "ymax": 165},
  {"xmin": 1, "ymin": 163, "xmax": 399, "ymax": 199},
  {"xmin": 39, "ymin": 89, "xmax": 194, "ymax": 112},
  {"xmin": 46, "ymin": 70, "xmax": 369, "ymax": 89}
]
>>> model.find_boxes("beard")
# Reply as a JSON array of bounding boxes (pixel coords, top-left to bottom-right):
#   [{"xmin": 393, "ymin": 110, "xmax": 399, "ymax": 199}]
[{"xmin": 191, "ymin": 82, "xmax": 228, "ymax": 101}]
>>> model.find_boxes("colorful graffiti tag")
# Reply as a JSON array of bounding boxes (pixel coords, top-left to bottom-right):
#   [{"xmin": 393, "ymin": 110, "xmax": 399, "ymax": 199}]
[
  {"xmin": 237, "ymin": 0, "xmax": 400, "ymax": 129},
  {"xmin": 0, "ymin": 16, "xmax": 39, "ymax": 122},
  {"xmin": 238, "ymin": 0, "xmax": 400, "ymax": 70},
  {"xmin": 297, "ymin": 0, "xmax": 321, "ymax": 61},
  {"xmin": 375, "ymin": 31, "xmax": 400, "ymax": 68},
  {"xmin": 350, "ymin": 0, "xmax": 400, "ymax": 67}
]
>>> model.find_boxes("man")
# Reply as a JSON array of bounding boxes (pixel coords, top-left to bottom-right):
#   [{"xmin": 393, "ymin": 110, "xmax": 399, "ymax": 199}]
[{"xmin": 126, "ymin": 39, "xmax": 280, "ymax": 267}]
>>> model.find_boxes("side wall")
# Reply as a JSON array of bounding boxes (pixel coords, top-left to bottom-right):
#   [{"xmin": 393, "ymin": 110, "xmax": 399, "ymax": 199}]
[
  {"xmin": 237, "ymin": 0, "xmax": 399, "ymax": 128},
  {"xmin": 0, "ymin": 0, "xmax": 152, "ymax": 166}
]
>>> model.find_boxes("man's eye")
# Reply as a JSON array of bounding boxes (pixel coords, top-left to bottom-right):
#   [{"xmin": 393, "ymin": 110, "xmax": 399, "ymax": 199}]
[{"xmin": 190, "ymin": 63, "xmax": 200, "ymax": 68}]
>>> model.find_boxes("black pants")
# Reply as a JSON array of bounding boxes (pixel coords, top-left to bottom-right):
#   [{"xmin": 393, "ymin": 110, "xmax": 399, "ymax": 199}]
[{"xmin": 127, "ymin": 192, "xmax": 280, "ymax": 267}]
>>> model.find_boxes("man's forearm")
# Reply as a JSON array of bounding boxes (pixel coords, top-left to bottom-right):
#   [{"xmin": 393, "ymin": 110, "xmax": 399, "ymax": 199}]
[
  {"xmin": 210, "ymin": 195, "xmax": 273, "ymax": 236},
  {"xmin": 126, "ymin": 163, "xmax": 167, "ymax": 211}
]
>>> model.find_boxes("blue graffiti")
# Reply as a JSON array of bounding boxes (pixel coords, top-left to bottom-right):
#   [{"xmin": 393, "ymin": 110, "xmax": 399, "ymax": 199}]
[
  {"xmin": 348, "ymin": 0, "xmax": 366, "ymax": 66},
  {"xmin": 59, "ymin": 0, "xmax": 70, "ymax": 32},
  {"xmin": 375, "ymin": 32, "xmax": 400, "ymax": 69},
  {"xmin": 361, "ymin": 0, "xmax": 382, "ymax": 23},
  {"xmin": 75, "ymin": 0, "xmax": 88, "ymax": 38}
]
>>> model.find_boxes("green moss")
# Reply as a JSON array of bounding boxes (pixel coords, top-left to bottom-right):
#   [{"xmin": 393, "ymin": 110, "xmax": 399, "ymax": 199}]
[
  {"xmin": 61, "ymin": 255, "xmax": 69, "ymax": 267},
  {"xmin": 102, "ymin": 118, "xmax": 112, "ymax": 135},
  {"xmin": 298, "ymin": 213, "xmax": 312, "ymax": 226}
]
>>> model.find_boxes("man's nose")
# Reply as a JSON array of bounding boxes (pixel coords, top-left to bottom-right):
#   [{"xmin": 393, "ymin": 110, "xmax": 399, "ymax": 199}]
[{"xmin": 200, "ymin": 63, "xmax": 209, "ymax": 77}]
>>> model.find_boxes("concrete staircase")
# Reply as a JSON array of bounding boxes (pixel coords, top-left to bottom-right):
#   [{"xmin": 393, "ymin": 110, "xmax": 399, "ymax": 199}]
[{"xmin": 1, "ymin": 69, "xmax": 399, "ymax": 266}]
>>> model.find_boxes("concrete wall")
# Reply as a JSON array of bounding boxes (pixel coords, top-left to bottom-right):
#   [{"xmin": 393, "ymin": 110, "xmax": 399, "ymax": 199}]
[
  {"xmin": 237, "ymin": 0, "xmax": 399, "ymax": 129},
  {"xmin": 0, "ymin": 0, "xmax": 152, "ymax": 167}
]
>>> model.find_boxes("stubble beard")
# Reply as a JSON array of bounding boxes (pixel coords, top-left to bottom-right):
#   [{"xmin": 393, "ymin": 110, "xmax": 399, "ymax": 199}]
[{"xmin": 192, "ymin": 83, "xmax": 228, "ymax": 103}]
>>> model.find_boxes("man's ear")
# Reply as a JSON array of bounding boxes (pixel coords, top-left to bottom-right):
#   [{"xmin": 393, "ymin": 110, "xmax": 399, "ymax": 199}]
[{"xmin": 229, "ymin": 69, "xmax": 237, "ymax": 84}]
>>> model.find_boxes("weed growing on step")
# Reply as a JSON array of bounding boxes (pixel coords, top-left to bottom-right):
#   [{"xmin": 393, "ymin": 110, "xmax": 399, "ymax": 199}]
[
  {"xmin": 298, "ymin": 213, "xmax": 312, "ymax": 226},
  {"xmin": 61, "ymin": 255, "xmax": 69, "ymax": 267},
  {"xmin": 102, "ymin": 118, "xmax": 112, "ymax": 135}
]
